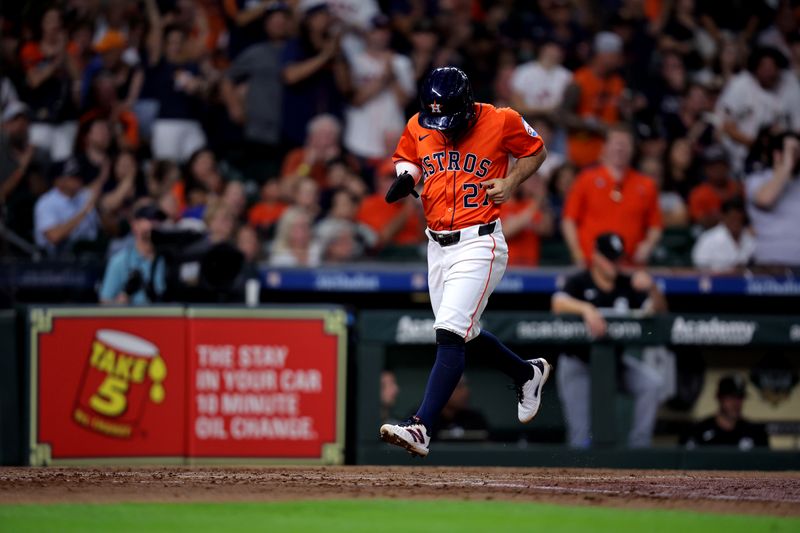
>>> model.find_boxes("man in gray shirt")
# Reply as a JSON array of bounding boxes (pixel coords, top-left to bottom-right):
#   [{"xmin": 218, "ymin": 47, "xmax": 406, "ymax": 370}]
[
  {"xmin": 745, "ymin": 134, "xmax": 800, "ymax": 267},
  {"xmin": 222, "ymin": 3, "xmax": 290, "ymax": 178}
]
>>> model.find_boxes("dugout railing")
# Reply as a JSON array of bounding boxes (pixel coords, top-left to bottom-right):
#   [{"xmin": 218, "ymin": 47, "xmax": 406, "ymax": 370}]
[{"xmin": 355, "ymin": 311, "xmax": 800, "ymax": 469}]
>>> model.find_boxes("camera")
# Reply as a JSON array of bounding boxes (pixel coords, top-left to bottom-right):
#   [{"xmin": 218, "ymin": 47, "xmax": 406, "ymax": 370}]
[
  {"xmin": 123, "ymin": 269, "xmax": 144, "ymax": 296},
  {"xmin": 150, "ymin": 227, "xmax": 246, "ymax": 303}
]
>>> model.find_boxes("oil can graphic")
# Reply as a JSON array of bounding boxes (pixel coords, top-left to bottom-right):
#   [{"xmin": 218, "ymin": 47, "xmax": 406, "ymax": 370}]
[{"xmin": 73, "ymin": 329, "xmax": 167, "ymax": 438}]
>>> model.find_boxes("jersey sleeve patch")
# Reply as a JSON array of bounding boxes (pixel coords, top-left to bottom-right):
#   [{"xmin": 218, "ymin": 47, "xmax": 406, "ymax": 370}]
[{"xmin": 522, "ymin": 117, "xmax": 539, "ymax": 138}]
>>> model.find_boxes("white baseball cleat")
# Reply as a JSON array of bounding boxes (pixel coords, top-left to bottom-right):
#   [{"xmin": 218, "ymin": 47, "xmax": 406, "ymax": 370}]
[
  {"xmin": 517, "ymin": 358, "xmax": 551, "ymax": 423},
  {"xmin": 379, "ymin": 416, "xmax": 430, "ymax": 457}
]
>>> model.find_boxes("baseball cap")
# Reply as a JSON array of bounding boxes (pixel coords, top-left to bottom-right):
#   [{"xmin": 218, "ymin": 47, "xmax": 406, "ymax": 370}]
[
  {"xmin": 94, "ymin": 30, "xmax": 127, "ymax": 53},
  {"xmin": 133, "ymin": 204, "xmax": 167, "ymax": 222},
  {"xmin": 717, "ymin": 374, "xmax": 747, "ymax": 398},
  {"xmin": 2, "ymin": 101, "xmax": 29, "ymax": 123},
  {"xmin": 50, "ymin": 157, "xmax": 81, "ymax": 181},
  {"xmin": 702, "ymin": 144, "xmax": 728, "ymax": 165},
  {"xmin": 594, "ymin": 31, "xmax": 623, "ymax": 54},
  {"xmin": 595, "ymin": 232, "xmax": 625, "ymax": 261}
]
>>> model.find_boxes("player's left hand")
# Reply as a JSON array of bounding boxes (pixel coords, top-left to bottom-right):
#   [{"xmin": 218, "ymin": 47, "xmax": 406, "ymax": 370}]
[{"xmin": 481, "ymin": 178, "xmax": 515, "ymax": 204}]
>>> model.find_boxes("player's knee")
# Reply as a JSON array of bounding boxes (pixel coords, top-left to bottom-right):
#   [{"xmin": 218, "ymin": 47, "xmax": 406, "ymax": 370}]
[{"xmin": 436, "ymin": 328, "xmax": 465, "ymax": 346}]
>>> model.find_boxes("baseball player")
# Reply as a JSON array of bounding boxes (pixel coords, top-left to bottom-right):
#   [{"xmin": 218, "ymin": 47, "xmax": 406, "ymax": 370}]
[{"xmin": 379, "ymin": 67, "xmax": 550, "ymax": 457}]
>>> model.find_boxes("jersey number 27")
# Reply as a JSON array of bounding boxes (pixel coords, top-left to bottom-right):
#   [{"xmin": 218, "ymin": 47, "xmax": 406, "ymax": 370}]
[{"xmin": 463, "ymin": 183, "xmax": 490, "ymax": 208}]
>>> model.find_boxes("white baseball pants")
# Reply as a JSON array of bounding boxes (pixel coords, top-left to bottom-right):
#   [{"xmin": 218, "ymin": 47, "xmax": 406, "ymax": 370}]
[{"xmin": 427, "ymin": 219, "xmax": 508, "ymax": 342}]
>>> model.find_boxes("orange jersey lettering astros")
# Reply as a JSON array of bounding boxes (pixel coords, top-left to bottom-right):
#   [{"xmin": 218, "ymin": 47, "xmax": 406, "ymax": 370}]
[{"xmin": 393, "ymin": 103, "xmax": 544, "ymax": 232}]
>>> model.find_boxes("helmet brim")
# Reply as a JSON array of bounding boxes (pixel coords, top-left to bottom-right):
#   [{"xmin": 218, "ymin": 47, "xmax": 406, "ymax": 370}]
[{"xmin": 418, "ymin": 112, "xmax": 460, "ymax": 131}]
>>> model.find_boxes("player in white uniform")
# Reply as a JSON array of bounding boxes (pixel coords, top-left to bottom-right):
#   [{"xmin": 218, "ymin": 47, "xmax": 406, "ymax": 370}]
[{"xmin": 378, "ymin": 67, "xmax": 550, "ymax": 457}]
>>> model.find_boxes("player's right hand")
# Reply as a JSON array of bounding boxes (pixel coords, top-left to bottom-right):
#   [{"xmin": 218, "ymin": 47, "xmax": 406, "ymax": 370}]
[
  {"xmin": 582, "ymin": 306, "xmax": 607, "ymax": 338},
  {"xmin": 385, "ymin": 171, "xmax": 419, "ymax": 203}
]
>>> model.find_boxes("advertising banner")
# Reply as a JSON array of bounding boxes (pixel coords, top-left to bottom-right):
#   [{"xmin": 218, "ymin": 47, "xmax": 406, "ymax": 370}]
[
  {"xmin": 29, "ymin": 308, "xmax": 187, "ymax": 464},
  {"xmin": 186, "ymin": 309, "xmax": 346, "ymax": 462},
  {"xmin": 28, "ymin": 307, "xmax": 346, "ymax": 465}
]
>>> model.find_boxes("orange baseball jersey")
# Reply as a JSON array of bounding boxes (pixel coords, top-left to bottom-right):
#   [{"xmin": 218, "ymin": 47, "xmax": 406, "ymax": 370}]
[{"xmin": 393, "ymin": 103, "xmax": 545, "ymax": 232}]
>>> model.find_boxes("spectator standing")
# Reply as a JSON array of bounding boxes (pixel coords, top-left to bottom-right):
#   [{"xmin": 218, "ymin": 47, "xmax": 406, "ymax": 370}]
[
  {"xmin": 99, "ymin": 201, "xmax": 167, "ymax": 305},
  {"xmin": 222, "ymin": 0, "xmax": 281, "ymax": 59},
  {"xmin": 715, "ymin": 47, "xmax": 800, "ymax": 175},
  {"xmin": 745, "ymin": 133, "xmax": 800, "ymax": 267},
  {"xmin": 562, "ymin": 32, "xmax": 626, "ymax": 168},
  {"xmin": 80, "ymin": 30, "xmax": 144, "ymax": 112},
  {"xmin": 692, "ymin": 198, "xmax": 755, "ymax": 271},
  {"xmin": 688, "ymin": 144, "xmax": 742, "ymax": 229},
  {"xmin": 20, "ymin": 7, "xmax": 81, "ymax": 161},
  {"xmin": 683, "ymin": 374, "xmax": 769, "ymax": 450},
  {"xmin": 0, "ymin": 102, "xmax": 51, "ymax": 248},
  {"xmin": 510, "ymin": 40, "xmax": 572, "ymax": 138},
  {"xmin": 552, "ymin": 232, "xmax": 667, "ymax": 449},
  {"xmin": 343, "ymin": 15, "xmax": 415, "ymax": 164},
  {"xmin": 562, "ymin": 127, "xmax": 662, "ymax": 266},
  {"xmin": 280, "ymin": 2, "xmax": 351, "ymax": 147},
  {"xmin": 81, "ymin": 73, "xmax": 140, "ymax": 152},
  {"xmin": 222, "ymin": 3, "xmax": 291, "ymax": 179},
  {"xmin": 33, "ymin": 158, "xmax": 102, "ymax": 256},
  {"xmin": 144, "ymin": 0, "xmax": 208, "ymax": 162}
]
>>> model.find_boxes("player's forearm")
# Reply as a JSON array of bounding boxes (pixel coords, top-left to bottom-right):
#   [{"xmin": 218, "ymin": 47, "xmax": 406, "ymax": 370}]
[
  {"xmin": 506, "ymin": 149, "xmax": 547, "ymax": 189},
  {"xmin": 551, "ymin": 293, "xmax": 592, "ymax": 316},
  {"xmin": 647, "ymin": 284, "xmax": 668, "ymax": 313}
]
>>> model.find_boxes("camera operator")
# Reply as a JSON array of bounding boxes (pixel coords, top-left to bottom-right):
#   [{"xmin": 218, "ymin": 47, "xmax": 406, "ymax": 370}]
[
  {"xmin": 745, "ymin": 132, "xmax": 800, "ymax": 267},
  {"xmin": 98, "ymin": 200, "xmax": 166, "ymax": 304}
]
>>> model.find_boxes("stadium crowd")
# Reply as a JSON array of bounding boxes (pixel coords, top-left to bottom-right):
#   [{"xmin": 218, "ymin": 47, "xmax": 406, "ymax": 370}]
[{"xmin": 1, "ymin": 0, "xmax": 800, "ymax": 294}]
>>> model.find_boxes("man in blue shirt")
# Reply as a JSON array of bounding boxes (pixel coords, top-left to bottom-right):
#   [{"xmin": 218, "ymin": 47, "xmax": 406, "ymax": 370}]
[
  {"xmin": 33, "ymin": 158, "xmax": 100, "ymax": 256},
  {"xmin": 99, "ymin": 202, "xmax": 167, "ymax": 305}
]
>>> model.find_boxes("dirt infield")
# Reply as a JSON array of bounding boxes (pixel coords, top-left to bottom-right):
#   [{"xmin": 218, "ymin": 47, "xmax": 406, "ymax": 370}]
[{"xmin": 1, "ymin": 466, "xmax": 799, "ymax": 516}]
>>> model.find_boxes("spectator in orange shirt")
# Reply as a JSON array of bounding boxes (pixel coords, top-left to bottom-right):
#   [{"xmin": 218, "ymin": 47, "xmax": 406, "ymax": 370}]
[
  {"xmin": 357, "ymin": 161, "xmax": 424, "ymax": 248},
  {"xmin": 280, "ymin": 114, "xmax": 358, "ymax": 188},
  {"xmin": 688, "ymin": 144, "xmax": 743, "ymax": 229},
  {"xmin": 80, "ymin": 72, "xmax": 140, "ymax": 151},
  {"xmin": 248, "ymin": 177, "xmax": 287, "ymax": 231},
  {"xmin": 562, "ymin": 126, "xmax": 663, "ymax": 266},
  {"xmin": 500, "ymin": 175, "xmax": 554, "ymax": 267},
  {"xmin": 562, "ymin": 32, "xmax": 626, "ymax": 168}
]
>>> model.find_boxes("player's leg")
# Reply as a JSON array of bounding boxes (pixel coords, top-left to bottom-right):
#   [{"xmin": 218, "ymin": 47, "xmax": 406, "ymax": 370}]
[
  {"xmin": 379, "ymin": 238, "xmax": 449, "ymax": 457},
  {"xmin": 453, "ymin": 232, "xmax": 550, "ymax": 423},
  {"xmin": 621, "ymin": 353, "xmax": 663, "ymax": 448},
  {"xmin": 466, "ymin": 331, "xmax": 534, "ymax": 385},
  {"xmin": 556, "ymin": 354, "xmax": 592, "ymax": 448}
]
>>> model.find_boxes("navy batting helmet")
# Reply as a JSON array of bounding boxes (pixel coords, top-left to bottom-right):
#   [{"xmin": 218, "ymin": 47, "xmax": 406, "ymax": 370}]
[{"xmin": 418, "ymin": 67, "xmax": 475, "ymax": 133}]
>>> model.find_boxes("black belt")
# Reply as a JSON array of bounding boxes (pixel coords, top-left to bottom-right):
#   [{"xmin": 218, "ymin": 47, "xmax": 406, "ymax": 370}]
[{"xmin": 429, "ymin": 222, "xmax": 496, "ymax": 247}]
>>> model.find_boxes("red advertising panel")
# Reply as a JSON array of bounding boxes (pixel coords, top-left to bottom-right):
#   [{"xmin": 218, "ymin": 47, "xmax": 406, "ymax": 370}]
[
  {"xmin": 187, "ymin": 312, "xmax": 344, "ymax": 460},
  {"xmin": 32, "ymin": 310, "xmax": 187, "ymax": 461}
]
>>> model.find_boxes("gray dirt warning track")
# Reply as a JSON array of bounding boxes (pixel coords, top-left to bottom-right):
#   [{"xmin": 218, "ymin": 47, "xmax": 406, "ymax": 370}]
[{"xmin": 1, "ymin": 466, "xmax": 799, "ymax": 516}]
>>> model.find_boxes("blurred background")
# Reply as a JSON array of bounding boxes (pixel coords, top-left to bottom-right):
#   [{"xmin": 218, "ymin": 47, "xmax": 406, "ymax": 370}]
[{"xmin": 1, "ymin": 0, "xmax": 800, "ymax": 465}]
